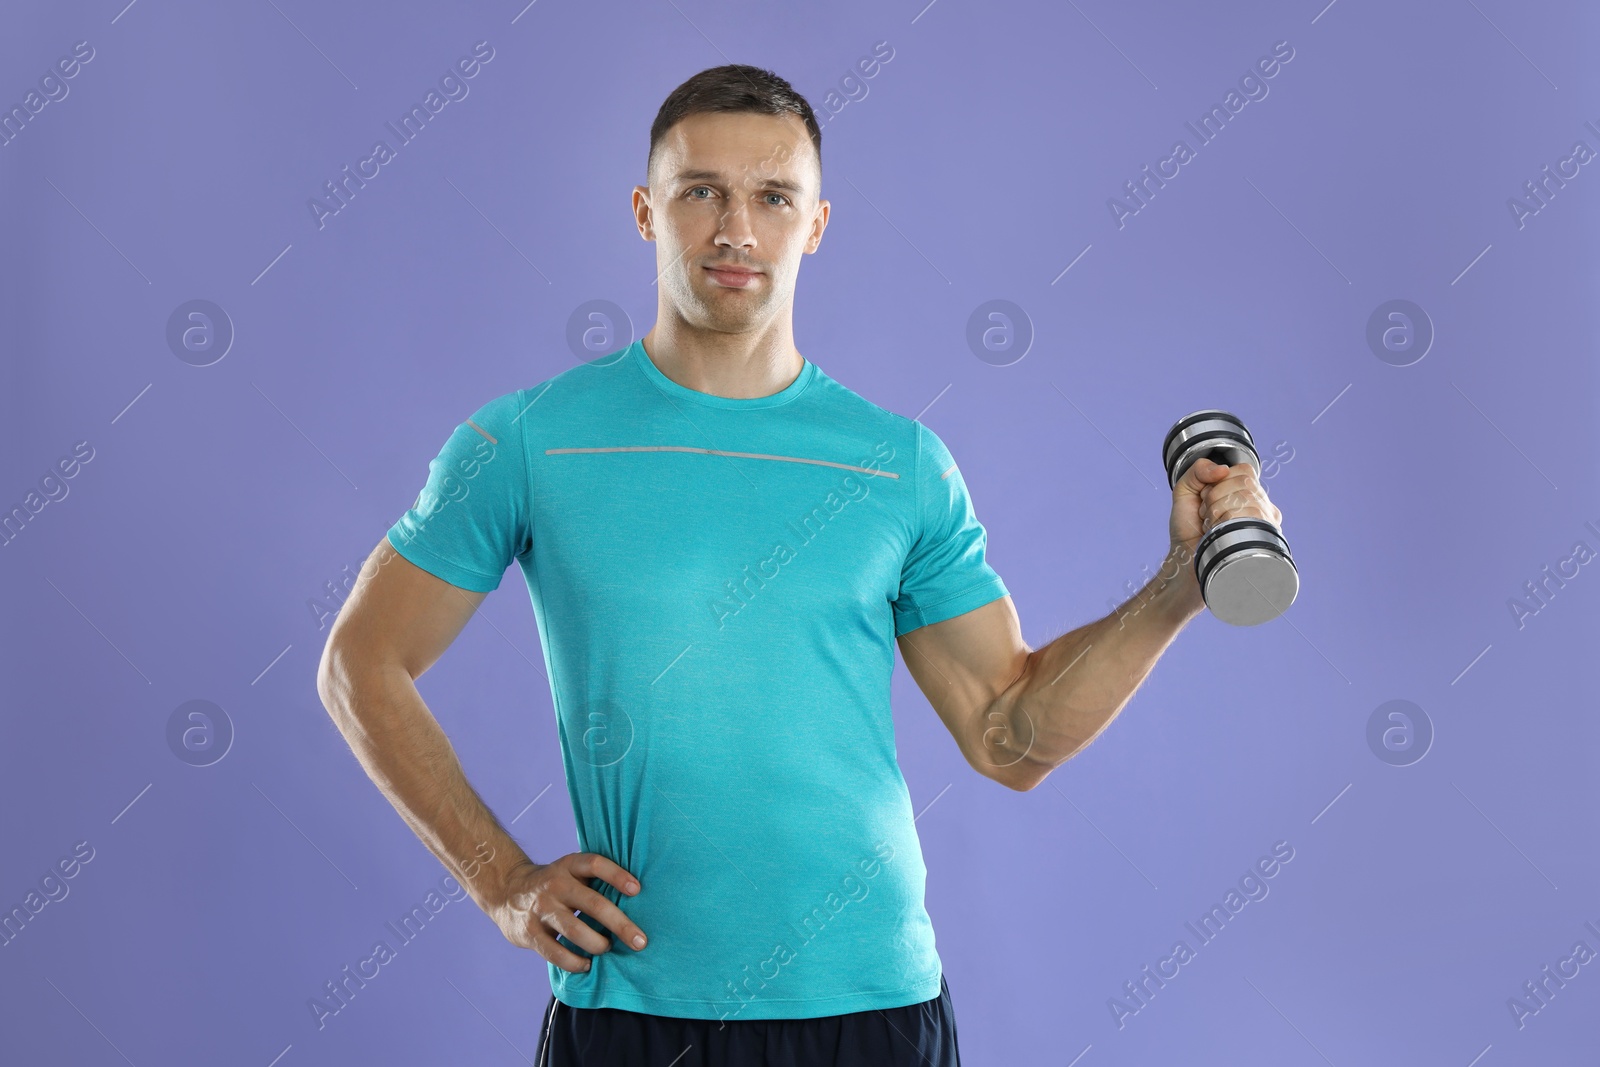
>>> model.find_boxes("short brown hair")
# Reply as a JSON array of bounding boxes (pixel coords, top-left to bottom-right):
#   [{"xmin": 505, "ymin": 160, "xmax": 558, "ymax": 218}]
[{"xmin": 647, "ymin": 64, "xmax": 822, "ymax": 185}]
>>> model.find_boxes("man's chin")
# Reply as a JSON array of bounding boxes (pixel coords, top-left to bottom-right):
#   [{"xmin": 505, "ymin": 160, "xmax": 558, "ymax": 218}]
[{"xmin": 683, "ymin": 289, "xmax": 770, "ymax": 328}]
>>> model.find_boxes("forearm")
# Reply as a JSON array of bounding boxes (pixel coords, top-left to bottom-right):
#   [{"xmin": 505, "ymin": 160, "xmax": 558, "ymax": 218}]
[
  {"xmin": 994, "ymin": 544, "xmax": 1205, "ymax": 789},
  {"xmin": 318, "ymin": 656, "xmax": 533, "ymax": 910}
]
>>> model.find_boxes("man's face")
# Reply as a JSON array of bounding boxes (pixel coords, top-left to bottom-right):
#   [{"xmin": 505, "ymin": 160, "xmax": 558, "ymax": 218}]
[{"xmin": 634, "ymin": 111, "xmax": 828, "ymax": 333}]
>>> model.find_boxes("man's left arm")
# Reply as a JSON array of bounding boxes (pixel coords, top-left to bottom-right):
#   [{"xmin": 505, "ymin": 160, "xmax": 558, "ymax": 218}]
[{"xmin": 897, "ymin": 456, "xmax": 1282, "ymax": 792}]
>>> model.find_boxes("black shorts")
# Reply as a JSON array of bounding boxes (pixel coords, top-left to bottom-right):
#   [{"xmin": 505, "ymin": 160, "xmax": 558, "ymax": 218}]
[{"xmin": 534, "ymin": 976, "xmax": 963, "ymax": 1067}]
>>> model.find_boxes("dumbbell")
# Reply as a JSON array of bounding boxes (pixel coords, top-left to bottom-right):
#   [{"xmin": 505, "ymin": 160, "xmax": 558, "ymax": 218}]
[{"xmin": 1161, "ymin": 410, "xmax": 1298, "ymax": 626}]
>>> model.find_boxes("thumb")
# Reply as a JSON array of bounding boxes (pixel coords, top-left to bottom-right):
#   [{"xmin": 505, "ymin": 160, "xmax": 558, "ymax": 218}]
[{"xmin": 1176, "ymin": 457, "xmax": 1227, "ymax": 496}]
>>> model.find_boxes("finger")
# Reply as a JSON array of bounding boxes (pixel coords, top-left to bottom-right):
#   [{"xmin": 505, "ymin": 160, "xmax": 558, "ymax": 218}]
[
  {"xmin": 1181, "ymin": 458, "xmax": 1231, "ymax": 495},
  {"xmin": 1174, "ymin": 459, "xmax": 1213, "ymax": 503},
  {"xmin": 529, "ymin": 924, "xmax": 595, "ymax": 973},
  {"xmin": 576, "ymin": 886, "xmax": 649, "ymax": 950},
  {"xmin": 1207, "ymin": 470, "xmax": 1255, "ymax": 498},
  {"xmin": 547, "ymin": 908, "xmax": 613, "ymax": 957},
  {"xmin": 1206, "ymin": 468, "xmax": 1265, "ymax": 509},
  {"xmin": 574, "ymin": 853, "xmax": 642, "ymax": 896}
]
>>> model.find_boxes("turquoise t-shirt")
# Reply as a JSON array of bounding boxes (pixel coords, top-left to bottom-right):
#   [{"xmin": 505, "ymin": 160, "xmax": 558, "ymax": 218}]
[{"xmin": 386, "ymin": 339, "xmax": 1009, "ymax": 1021}]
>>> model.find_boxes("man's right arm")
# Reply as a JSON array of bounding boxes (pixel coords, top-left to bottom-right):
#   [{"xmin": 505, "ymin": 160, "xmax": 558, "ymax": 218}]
[
  {"xmin": 315, "ymin": 535, "xmax": 649, "ymax": 970},
  {"xmin": 316, "ymin": 535, "xmax": 527, "ymax": 904}
]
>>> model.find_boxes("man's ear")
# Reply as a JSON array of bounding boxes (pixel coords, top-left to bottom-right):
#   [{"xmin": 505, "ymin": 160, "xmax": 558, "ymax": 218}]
[
  {"xmin": 632, "ymin": 185, "xmax": 654, "ymax": 240},
  {"xmin": 805, "ymin": 198, "xmax": 830, "ymax": 253}
]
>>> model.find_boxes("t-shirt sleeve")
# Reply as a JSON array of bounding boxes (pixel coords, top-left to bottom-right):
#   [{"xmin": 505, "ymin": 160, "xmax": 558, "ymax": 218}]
[
  {"xmin": 891, "ymin": 420, "xmax": 1009, "ymax": 636},
  {"xmin": 385, "ymin": 389, "xmax": 532, "ymax": 593}
]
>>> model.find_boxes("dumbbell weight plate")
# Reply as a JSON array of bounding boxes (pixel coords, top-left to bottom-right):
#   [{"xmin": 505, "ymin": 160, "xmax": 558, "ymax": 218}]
[
  {"xmin": 1162, "ymin": 410, "xmax": 1259, "ymax": 489},
  {"xmin": 1195, "ymin": 517, "xmax": 1299, "ymax": 626}
]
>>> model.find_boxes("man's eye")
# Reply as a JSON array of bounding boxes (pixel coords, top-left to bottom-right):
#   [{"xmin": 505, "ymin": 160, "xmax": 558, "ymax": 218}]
[
  {"xmin": 765, "ymin": 193, "xmax": 790, "ymax": 206},
  {"xmin": 688, "ymin": 186, "xmax": 714, "ymax": 199}
]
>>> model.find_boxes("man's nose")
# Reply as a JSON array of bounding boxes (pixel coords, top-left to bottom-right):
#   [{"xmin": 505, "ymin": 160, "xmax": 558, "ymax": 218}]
[{"xmin": 715, "ymin": 198, "xmax": 756, "ymax": 249}]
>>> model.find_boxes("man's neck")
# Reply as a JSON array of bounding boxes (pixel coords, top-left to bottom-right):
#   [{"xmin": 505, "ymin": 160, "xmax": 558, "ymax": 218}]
[{"xmin": 640, "ymin": 323, "xmax": 804, "ymax": 400}]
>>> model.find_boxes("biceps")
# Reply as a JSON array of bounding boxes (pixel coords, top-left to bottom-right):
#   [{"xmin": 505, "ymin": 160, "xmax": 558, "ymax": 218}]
[
  {"xmin": 324, "ymin": 538, "xmax": 488, "ymax": 682},
  {"xmin": 895, "ymin": 596, "xmax": 1029, "ymax": 758}
]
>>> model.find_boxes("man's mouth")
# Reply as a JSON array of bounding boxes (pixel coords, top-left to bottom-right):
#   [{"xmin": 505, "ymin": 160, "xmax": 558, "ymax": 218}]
[{"xmin": 704, "ymin": 265, "xmax": 762, "ymax": 288}]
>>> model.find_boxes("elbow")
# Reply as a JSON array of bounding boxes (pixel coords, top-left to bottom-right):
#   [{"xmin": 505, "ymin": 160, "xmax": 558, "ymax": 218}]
[
  {"xmin": 316, "ymin": 639, "xmax": 359, "ymax": 724},
  {"xmin": 1010, "ymin": 764, "xmax": 1053, "ymax": 793},
  {"xmin": 989, "ymin": 734, "xmax": 1089, "ymax": 790},
  {"xmin": 988, "ymin": 766, "xmax": 1043, "ymax": 793},
  {"xmin": 317, "ymin": 646, "xmax": 385, "ymax": 751},
  {"xmin": 318, "ymin": 639, "xmax": 417, "ymax": 739},
  {"xmin": 972, "ymin": 698, "xmax": 1070, "ymax": 792},
  {"xmin": 1009, "ymin": 768, "xmax": 1045, "ymax": 792},
  {"xmin": 990, "ymin": 768, "xmax": 1035, "ymax": 792},
  {"xmin": 979, "ymin": 752, "xmax": 1057, "ymax": 792},
  {"xmin": 315, "ymin": 635, "xmax": 339, "ymax": 699}
]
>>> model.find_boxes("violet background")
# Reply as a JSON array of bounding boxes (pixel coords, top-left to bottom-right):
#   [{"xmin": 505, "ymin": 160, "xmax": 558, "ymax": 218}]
[{"xmin": 2, "ymin": 0, "xmax": 1597, "ymax": 1063}]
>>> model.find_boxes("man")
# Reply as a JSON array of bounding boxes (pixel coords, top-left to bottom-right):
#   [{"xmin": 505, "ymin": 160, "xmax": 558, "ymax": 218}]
[{"xmin": 317, "ymin": 64, "xmax": 1281, "ymax": 1066}]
